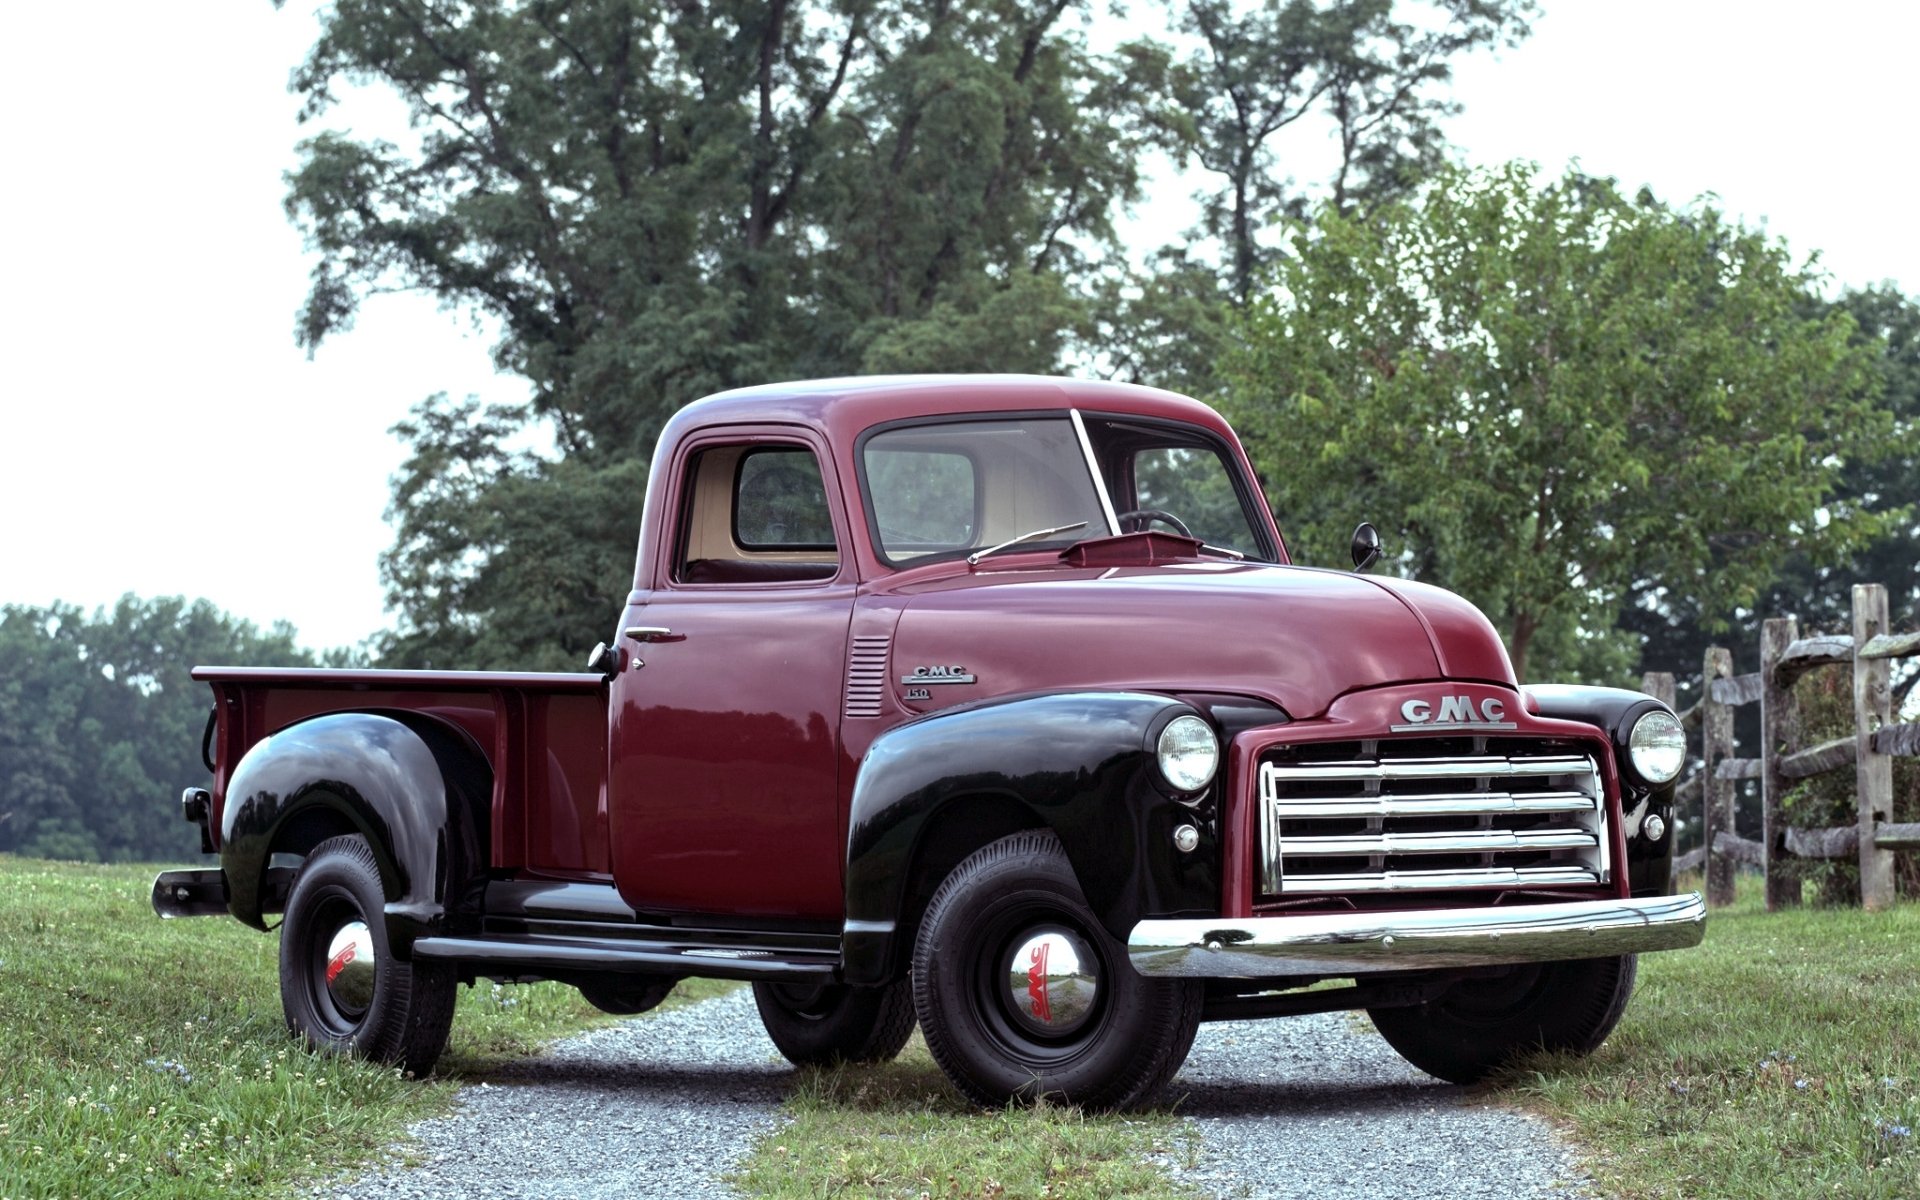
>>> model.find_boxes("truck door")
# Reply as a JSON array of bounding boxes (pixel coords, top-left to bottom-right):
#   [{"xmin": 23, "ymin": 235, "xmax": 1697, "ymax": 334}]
[{"xmin": 606, "ymin": 429, "xmax": 855, "ymax": 920}]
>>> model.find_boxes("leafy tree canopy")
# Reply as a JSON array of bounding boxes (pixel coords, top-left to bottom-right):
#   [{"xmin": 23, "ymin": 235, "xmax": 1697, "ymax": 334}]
[
  {"xmin": 1225, "ymin": 163, "xmax": 1900, "ymax": 682},
  {"xmin": 0, "ymin": 598, "xmax": 320, "ymax": 863},
  {"xmin": 281, "ymin": 0, "xmax": 1531, "ymax": 669}
]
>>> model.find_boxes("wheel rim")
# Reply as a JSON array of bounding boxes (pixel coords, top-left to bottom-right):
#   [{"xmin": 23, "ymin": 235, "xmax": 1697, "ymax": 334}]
[
  {"xmin": 967, "ymin": 903, "xmax": 1112, "ymax": 1066},
  {"xmin": 1003, "ymin": 928, "xmax": 1101, "ymax": 1037},
  {"xmin": 306, "ymin": 888, "xmax": 377, "ymax": 1036}
]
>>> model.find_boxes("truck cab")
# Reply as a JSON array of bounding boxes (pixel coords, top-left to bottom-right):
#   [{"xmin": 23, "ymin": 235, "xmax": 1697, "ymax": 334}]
[{"xmin": 157, "ymin": 375, "xmax": 1704, "ymax": 1109}]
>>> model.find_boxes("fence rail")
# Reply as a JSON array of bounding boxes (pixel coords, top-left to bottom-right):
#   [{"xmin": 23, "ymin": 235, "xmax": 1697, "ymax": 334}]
[{"xmin": 1659, "ymin": 583, "xmax": 1917, "ymax": 912}]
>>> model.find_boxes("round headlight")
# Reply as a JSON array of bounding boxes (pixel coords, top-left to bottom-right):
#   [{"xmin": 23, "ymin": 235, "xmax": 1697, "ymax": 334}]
[
  {"xmin": 1627, "ymin": 710, "xmax": 1686, "ymax": 785},
  {"xmin": 1156, "ymin": 715, "xmax": 1219, "ymax": 795}
]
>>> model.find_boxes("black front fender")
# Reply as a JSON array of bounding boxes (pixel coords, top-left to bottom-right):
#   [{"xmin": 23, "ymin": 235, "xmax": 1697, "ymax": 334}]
[
  {"xmin": 1526, "ymin": 684, "xmax": 1680, "ymax": 897},
  {"xmin": 220, "ymin": 711, "xmax": 491, "ymax": 951},
  {"xmin": 842, "ymin": 692, "xmax": 1221, "ymax": 985}
]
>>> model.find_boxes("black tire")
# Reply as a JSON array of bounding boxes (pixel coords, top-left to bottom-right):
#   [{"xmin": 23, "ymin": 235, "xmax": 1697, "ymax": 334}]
[
  {"xmin": 1368, "ymin": 954, "xmax": 1639, "ymax": 1085},
  {"xmin": 279, "ymin": 834, "xmax": 456, "ymax": 1077},
  {"xmin": 911, "ymin": 830, "xmax": 1203, "ymax": 1111},
  {"xmin": 752, "ymin": 979, "xmax": 916, "ymax": 1066},
  {"xmin": 579, "ymin": 974, "xmax": 680, "ymax": 1016}
]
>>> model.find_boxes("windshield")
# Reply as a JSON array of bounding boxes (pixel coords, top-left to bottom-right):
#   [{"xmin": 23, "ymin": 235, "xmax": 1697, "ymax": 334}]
[
  {"xmin": 861, "ymin": 412, "xmax": 1272, "ymax": 565},
  {"xmin": 862, "ymin": 417, "xmax": 1113, "ymax": 564}
]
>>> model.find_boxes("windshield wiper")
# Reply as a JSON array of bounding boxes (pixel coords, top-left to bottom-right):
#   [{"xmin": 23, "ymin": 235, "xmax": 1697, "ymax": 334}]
[{"xmin": 967, "ymin": 521, "xmax": 1089, "ymax": 566}]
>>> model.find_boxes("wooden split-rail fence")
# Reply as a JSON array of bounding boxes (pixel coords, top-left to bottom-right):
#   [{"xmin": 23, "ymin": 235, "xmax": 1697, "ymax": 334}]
[{"xmin": 1649, "ymin": 582, "xmax": 1919, "ymax": 912}]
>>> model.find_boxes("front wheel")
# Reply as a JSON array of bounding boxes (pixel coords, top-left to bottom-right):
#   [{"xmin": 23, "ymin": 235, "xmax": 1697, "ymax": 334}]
[
  {"xmin": 912, "ymin": 830, "xmax": 1202, "ymax": 1110},
  {"xmin": 1367, "ymin": 954, "xmax": 1638, "ymax": 1085},
  {"xmin": 279, "ymin": 834, "xmax": 456, "ymax": 1077},
  {"xmin": 752, "ymin": 979, "xmax": 916, "ymax": 1066}
]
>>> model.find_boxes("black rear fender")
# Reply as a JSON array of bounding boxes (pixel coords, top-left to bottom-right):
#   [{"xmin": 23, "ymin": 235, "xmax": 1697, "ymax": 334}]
[{"xmin": 219, "ymin": 711, "xmax": 492, "ymax": 951}]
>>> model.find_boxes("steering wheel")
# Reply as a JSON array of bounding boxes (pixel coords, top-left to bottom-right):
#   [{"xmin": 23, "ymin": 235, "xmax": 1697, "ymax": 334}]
[{"xmin": 1115, "ymin": 508, "xmax": 1194, "ymax": 538}]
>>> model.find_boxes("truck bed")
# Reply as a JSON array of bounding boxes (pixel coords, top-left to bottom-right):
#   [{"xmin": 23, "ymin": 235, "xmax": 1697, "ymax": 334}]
[{"xmin": 194, "ymin": 667, "xmax": 611, "ymax": 875}]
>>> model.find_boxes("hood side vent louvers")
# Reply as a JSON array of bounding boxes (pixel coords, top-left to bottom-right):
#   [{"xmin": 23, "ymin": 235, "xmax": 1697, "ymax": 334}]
[{"xmin": 845, "ymin": 635, "xmax": 891, "ymax": 718}]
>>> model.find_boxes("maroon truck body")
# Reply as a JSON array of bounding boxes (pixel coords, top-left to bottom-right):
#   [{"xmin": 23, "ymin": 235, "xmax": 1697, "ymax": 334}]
[{"xmin": 158, "ymin": 375, "xmax": 1705, "ymax": 1108}]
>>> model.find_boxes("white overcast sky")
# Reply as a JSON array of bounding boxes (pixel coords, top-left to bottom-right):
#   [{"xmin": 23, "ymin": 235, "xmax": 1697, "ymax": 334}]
[{"xmin": 1, "ymin": 2, "xmax": 1914, "ymax": 653}]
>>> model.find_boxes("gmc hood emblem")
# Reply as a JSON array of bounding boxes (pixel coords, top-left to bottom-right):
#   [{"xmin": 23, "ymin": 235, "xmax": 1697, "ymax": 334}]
[{"xmin": 1391, "ymin": 694, "xmax": 1517, "ymax": 732}]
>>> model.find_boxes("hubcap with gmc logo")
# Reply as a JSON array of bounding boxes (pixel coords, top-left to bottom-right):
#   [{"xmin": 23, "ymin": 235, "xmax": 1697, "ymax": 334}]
[{"xmin": 1004, "ymin": 928, "xmax": 1100, "ymax": 1036}]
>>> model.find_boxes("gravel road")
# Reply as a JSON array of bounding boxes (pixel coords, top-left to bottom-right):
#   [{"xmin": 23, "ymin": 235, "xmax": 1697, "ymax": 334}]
[{"xmin": 338, "ymin": 990, "xmax": 1594, "ymax": 1199}]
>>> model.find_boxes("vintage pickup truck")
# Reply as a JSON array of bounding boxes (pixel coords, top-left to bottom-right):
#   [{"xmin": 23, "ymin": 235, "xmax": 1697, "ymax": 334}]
[{"xmin": 155, "ymin": 375, "xmax": 1704, "ymax": 1109}]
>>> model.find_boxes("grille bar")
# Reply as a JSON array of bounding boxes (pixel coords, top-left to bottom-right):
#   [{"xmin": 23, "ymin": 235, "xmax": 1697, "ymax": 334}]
[
  {"xmin": 1259, "ymin": 742, "xmax": 1610, "ymax": 896},
  {"xmin": 1283, "ymin": 828, "xmax": 1600, "ymax": 857},
  {"xmin": 1262, "ymin": 754, "xmax": 1594, "ymax": 782},
  {"xmin": 1278, "ymin": 866, "xmax": 1603, "ymax": 895},
  {"xmin": 1275, "ymin": 789, "xmax": 1595, "ymax": 819}
]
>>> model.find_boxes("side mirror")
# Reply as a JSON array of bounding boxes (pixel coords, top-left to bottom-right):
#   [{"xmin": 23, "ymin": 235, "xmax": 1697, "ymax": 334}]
[
  {"xmin": 586, "ymin": 641, "xmax": 620, "ymax": 681},
  {"xmin": 1350, "ymin": 522, "xmax": 1382, "ymax": 573}
]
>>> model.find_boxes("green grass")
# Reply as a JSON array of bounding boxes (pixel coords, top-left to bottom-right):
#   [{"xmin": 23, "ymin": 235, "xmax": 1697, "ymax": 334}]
[
  {"xmin": 1494, "ymin": 876, "xmax": 1920, "ymax": 1199},
  {"xmin": 15, "ymin": 854, "xmax": 1916, "ymax": 1200},
  {"xmin": 0, "ymin": 855, "xmax": 708, "ymax": 1199},
  {"xmin": 732, "ymin": 1034, "xmax": 1197, "ymax": 1199}
]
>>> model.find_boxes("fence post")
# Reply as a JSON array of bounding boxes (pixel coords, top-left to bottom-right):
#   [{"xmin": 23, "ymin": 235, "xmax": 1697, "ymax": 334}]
[
  {"xmin": 1702, "ymin": 647, "xmax": 1736, "ymax": 907},
  {"xmin": 1854, "ymin": 583, "xmax": 1895, "ymax": 911},
  {"xmin": 1761, "ymin": 616, "xmax": 1801, "ymax": 910},
  {"xmin": 1640, "ymin": 671, "xmax": 1676, "ymax": 711}
]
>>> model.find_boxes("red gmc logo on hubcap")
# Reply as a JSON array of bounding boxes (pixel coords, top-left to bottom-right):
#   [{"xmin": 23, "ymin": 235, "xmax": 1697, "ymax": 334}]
[{"xmin": 1026, "ymin": 943, "xmax": 1052, "ymax": 1023}]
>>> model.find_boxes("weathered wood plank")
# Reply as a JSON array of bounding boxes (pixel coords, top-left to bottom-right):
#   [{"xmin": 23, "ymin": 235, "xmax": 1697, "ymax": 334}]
[
  {"xmin": 1676, "ymin": 775, "xmax": 1702, "ymax": 805},
  {"xmin": 1702, "ymin": 647, "xmax": 1737, "ymax": 907},
  {"xmin": 1785, "ymin": 825, "xmax": 1859, "ymax": 859},
  {"xmin": 1855, "ymin": 584, "xmax": 1897, "ymax": 910},
  {"xmin": 1874, "ymin": 723, "xmax": 1920, "ymax": 758},
  {"xmin": 1715, "ymin": 757, "xmax": 1761, "ymax": 781},
  {"xmin": 1674, "ymin": 846, "xmax": 1708, "ymax": 874},
  {"xmin": 1858, "ymin": 630, "xmax": 1920, "ymax": 661},
  {"xmin": 1762, "ymin": 618, "xmax": 1801, "ymax": 910},
  {"xmin": 1678, "ymin": 700, "xmax": 1703, "ymax": 729},
  {"xmin": 1709, "ymin": 673, "xmax": 1764, "ymax": 707},
  {"xmin": 1641, "ymin": 672, "xmax": 1676, "ymax": 709},
  {"xmin": 1778, "ymin": 736, "xmax": 1856, "ymax": 780},
  {"xmin": 1714, "ymin": 831, "xmax": 1766, "ymax": 866},
  {"xmin": 1876, "ymin": 823, "xmax": 1920, "ymax": 851},
  {"xmin": 1772, "ymin": 634, "xmax": 1855, "ymax": 689}
]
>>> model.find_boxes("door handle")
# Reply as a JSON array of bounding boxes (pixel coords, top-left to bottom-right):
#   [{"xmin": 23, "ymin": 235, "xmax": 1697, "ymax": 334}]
[{"xmin": 623, "ymin": 626, "xmax": 682, "ymax": 643}]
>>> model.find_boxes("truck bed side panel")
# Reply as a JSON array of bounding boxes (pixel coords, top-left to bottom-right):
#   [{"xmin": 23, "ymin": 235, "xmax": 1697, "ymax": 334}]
[{"xmin": 195, "ymin": 667, "xmax": 610, "ymax": 875}]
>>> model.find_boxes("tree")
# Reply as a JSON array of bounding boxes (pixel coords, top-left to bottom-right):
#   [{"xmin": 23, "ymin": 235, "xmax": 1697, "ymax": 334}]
[
  {"xmin": 1099, "ymin": 0, "xmax": 1532, "ymax": 392},
  {"xmin": 1621, "ymin": 284, "xmax": 1919, "ymax": 709},
  {"xmin": 286, "ymin": 0, "xmax": 1158, "ymax": 668},
  {"xmin": 281, "ymin": 0, "xmax": 1527, "ymax": 668},
  {"xmin": 1225, "ymin": 164, "xmax": 1898, "ymax": 682},
  {"xmin": 0, "ymin": 598, "xmax": 315, "ymax": 862}
]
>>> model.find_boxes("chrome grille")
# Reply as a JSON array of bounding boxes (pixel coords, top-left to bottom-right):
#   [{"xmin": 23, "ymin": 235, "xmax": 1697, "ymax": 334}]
[
  {"xmin": 1259, "ymin": 740, "xmax": 1609, "ymax": 896},
  {"xmin": 843, "ymin": 636, "xmax": 890, "ymax": 718}
]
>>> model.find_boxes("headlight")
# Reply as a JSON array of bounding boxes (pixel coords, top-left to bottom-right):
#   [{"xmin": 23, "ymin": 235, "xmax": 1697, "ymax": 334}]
[
  {"xmin": 1156, "ymin": 715, "xmax": 1218, "ymax": 795},
  {"xmin": 1627, "ymin": 710, "xmax": 1685, "ymax": 785}
]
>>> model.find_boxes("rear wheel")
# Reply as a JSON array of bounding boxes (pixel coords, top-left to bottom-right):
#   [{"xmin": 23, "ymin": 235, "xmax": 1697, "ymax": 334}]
[
  {"xmin": 279, "ymin": 834, "xmax": 456, "ymax": 1077},
  {"xmin": 1367, "ymin": 954, "xmax": 1638, "ymax": 1084},
  {"xmin": 753, "ymin": 979, "xmax": 916, "ymax": 1066},
  {"xmin": 912, "ymin": 831, "xmax": 1202, "ymax": 1110}
]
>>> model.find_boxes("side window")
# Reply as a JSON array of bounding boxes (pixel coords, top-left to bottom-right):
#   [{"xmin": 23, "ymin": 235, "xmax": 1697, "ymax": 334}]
[
  {"xmin": 735, "ymin": 449, "xmax": 836, "ymax": 549},
  {"xmin": 675, "ymin": 445, "xmax": 839, "ymax": 585}
]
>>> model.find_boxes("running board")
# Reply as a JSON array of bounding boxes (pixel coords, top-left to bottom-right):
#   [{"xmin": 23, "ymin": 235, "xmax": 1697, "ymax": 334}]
[{"xmin": 409, "ymin": 933, "xmax": 839, "ymax": 981}]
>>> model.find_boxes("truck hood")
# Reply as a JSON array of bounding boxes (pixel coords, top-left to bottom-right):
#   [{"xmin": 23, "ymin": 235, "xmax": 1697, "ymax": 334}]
[{"xmin": 889, "ymin": 561, "xmax": 1515, "ymax": 720}]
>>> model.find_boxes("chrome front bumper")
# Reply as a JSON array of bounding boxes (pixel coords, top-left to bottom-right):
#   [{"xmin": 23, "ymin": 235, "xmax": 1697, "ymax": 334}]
[{"xmin": 1127, "ymin": 893, "xmax": 1706, "ymax": 978}]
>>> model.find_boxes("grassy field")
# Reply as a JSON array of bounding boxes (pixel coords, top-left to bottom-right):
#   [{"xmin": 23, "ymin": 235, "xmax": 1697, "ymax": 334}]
[
  {"xmin": 7, "ymin": 854, "xmax": 1918, "ymax": 1199},
  {"xmin": 1498, "ymin": 876, "xmax": 1920, "ymax": 1199},
  {"xmin": 0, "ymin": 855, "xmax": 712, "ymax": 1200},
  {"xmin": 732, "ymin": 1039, "xmax": 1196, "ymax": 1199}
]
